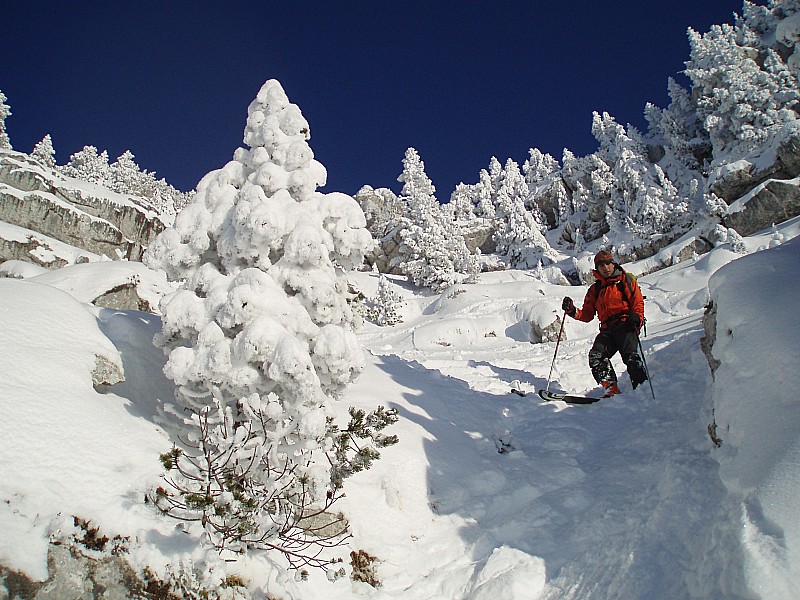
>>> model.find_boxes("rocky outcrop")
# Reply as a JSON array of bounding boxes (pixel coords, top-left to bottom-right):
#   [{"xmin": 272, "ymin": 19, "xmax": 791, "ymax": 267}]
[
  {"xmin": 461, "ymin": 220, "xmax": 496, "ymax": 254},
  {"xmin": 92, "ymin": 354, "xmax": 125, "ymax": 388},
  {"xmin": 531, "ymin": 314, "xmax": 565, "ymax": 343},
  {"xmin": 723, "ymin": 178, "xmax": 800, "ymax": 236},
  {"xmin": 0, "ymin": 150, "xmax": 165, "ymax": 267},
  {"xmin": 710, "ymin": 127, "xmax": 800, "ymax": 203},
  {"xmin": 93, "ymin": 282, "xmax": 155, "ymax": 312},
  {"xmin": 700, "ymin": 300, "xmax": 721, "ymax": 377}
]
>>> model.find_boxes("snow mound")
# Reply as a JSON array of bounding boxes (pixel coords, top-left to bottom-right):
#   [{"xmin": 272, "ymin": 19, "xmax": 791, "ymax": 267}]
[
  {"xmin": 0, "ymin": 279, "xmax": 166, "ymax": 579},
  {"xmin": 707, "ymin": 236, "xmax": 800, "ymax": 597}
]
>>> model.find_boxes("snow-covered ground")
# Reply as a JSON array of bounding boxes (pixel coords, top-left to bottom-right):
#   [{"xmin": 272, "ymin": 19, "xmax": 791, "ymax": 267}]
[{"xmin": 1, "ymin": 217, "xmax": 799, "ymax": 599}]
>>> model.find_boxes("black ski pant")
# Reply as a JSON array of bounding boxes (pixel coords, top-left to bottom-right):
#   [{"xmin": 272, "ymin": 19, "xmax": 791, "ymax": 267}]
[{"xmin": 588, "ymin": 321, "xmax": 647, "ymax": 388}]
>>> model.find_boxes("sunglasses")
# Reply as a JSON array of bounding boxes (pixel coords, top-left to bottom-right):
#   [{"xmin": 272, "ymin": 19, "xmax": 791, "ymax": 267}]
[{"xmin": 596, "ymin": 260, "xmax": 614, "ymax": 266}]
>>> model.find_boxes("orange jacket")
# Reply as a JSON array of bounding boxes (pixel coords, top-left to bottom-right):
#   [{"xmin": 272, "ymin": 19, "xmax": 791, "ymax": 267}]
[{"xmin": 574, "ymin": 267, "xmax": 645, "ymax": 329}]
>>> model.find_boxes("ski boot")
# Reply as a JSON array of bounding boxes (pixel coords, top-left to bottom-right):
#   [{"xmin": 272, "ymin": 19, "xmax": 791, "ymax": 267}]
[{"xmin": 601, "ymin": 381, "xmax": 621, "ymax": 398}]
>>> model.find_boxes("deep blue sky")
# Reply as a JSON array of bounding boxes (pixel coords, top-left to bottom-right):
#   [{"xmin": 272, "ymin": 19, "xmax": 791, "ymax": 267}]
[{"xmin": 4, "ymin": 1, "xmax": 742, "ymax": 198}]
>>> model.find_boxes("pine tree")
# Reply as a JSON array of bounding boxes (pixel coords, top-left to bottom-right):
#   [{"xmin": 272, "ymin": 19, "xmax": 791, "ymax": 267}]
[
  {"xmin": 145, "ymin": 80, "xmax": 392, "ymax": 567},
  {"xmin": 0, "ymin": 90, "xmax": 12, "ymax": 150},
  {"xmin": 493, "ymin": 189, "xmax": 556, "ymax": 269},
  {"xmin": 31, "ymin": 134, "xmax": 56, "ymax": 168},
  {"xmin": 686, "ymin": 22, "xmax": 800, "ymax": 160},
  {"xmin": 60, "ymin": 145, "xmax": 110, "ymax": 185},
  {"xmin": 472, "ymin": 169, "xmax": 496, "ymax": 220},
  {"xmin": 109, "ymin": 150, "xmax": 149, "ymax": 194},
  {"xmin": 591, "ymin": 111, "xmax": 688, "ymax": 236},
  {"xmin": 447, "ymin": 182, "xmax": 477, "ymax": 222},
  {"xmin": 392, "ymin": 148, "xmax": 478, "ymax": 291},
  {"xmin": 365, "ymin": 274, "xmax": 404, "ymax": 326},
  {"xmin": 644, "ymin": 77, "xmax": 710, "ymax": 173}
]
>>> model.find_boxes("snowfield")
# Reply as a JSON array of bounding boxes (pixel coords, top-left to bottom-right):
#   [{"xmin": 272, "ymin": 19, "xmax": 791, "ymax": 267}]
[{"xmin": 1, "ymin": 217, "xmax": 799, "ymax": 599}]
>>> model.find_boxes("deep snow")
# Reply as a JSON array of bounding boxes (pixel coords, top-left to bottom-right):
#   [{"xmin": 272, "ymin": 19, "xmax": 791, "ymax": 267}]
[{"xmin": 1, "ymin": 217, "xmax": 799, "ymax": 598}]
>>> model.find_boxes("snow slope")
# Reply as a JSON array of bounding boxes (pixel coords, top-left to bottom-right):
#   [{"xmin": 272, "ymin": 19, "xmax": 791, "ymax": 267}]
[{"xmin": 1, "ymin": 217, "xmax": 798, "ymax": 598}]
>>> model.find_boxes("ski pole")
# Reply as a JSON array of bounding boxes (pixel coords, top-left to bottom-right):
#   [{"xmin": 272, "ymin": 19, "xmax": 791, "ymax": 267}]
[
  {"xmin": 638, "ymin": 336, "xmax": 656, "ymax": 400},
  {"xmin": 546, "ymin": 311, "xmax": 567, "ymax": 393}
]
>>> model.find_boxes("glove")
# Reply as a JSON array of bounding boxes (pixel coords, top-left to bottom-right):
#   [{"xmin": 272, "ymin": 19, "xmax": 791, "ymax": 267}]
[
  {"xmin": 628, "ymin": 312, "xmax": 642, "ymax": 333},
  {"xmin": 562, "ymin": 297, "xmax": 576, "ymax": 317}
]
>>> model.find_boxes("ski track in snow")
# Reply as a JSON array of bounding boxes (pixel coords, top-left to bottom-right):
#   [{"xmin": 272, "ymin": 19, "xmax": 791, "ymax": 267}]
[{"xmin": 350, "ymin": 289, "xmax": 748, "ymax": 599}]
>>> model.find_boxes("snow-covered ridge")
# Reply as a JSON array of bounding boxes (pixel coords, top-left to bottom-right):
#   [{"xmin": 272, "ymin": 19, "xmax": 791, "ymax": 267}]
[{"xmin": 0, "ymin": 149, "xmax": 166, "ymax": 266}]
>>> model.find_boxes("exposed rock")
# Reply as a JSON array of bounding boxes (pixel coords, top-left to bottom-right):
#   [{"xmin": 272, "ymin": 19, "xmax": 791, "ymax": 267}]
[
  {"xmin": 709, "ymin": 159, "xmax": 762, "ymax": 203},
  {"xmin": 297, "ymin": 510, "xmax": 349, "ymax": 539},
  {"xmin": 0, "ymin": 235, "xmax": 70, "ymax": 269},
  {"xmin": 0, "ymin": 150, "xmax": 165, "ymax": 268},
  {"xmin": 92, "ymin": 282, "xmax": 155, "ymax": 313},
  {"xmin": 0, "ymin": 545, "xmax": 137, "ymax": 600},
  {"xmin": 710, "ymin": 125, "xmax": 800, "ymax": 203},
  {"xmin": 700, "ymin": 301, "xmax": 721, "ymax": 377},
  {"xmin": 0, "ymin": 189, "xmax": 132, "ymax": 259},
  {"xmin": 92, "ymin": 355, "xmax": 125, "ymax": 388},
  {"xmin": 353, "ymin": 185, "xmax": 403, "ymax": 238},
  {"xmin": 461, "ymin": 220, "xmax": 496, "ymax": 254},
  {"xmin": 723, "ymin": 178, "xmax": 800, "ymax": 236},
  {"xmin": 531, "ymin": 314, "xmax": 566, "ymax": 343}
]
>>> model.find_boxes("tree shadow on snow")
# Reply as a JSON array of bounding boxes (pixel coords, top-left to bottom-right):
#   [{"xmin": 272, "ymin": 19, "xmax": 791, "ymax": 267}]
[
  {"xmin": 369, "ymin": 354, "xmax": 572, "ymax": 567},
  {"xmin": 94, "ymin": 308, "xmax": 182, "ymax": 434}
]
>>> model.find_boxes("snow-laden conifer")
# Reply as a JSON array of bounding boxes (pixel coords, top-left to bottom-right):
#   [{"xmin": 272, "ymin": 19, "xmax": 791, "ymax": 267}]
[
  {"xmin": 472, "ymin": 169, "xmax": 496, "ymax": 220},
  {"xmin": 0, "ymin": 91, "xmax": 10, "ymax": 150},
  {"xmin": 365, "ymin": 274, "xmax": 405, "ymax": 326},
  {"xmin": 60, "ymin": 146, "xmax": 111, "ymax": 185},
  {"xmin": 392, "ymin": 147, "xmax": 478, "ymax": 292},
  {"xmin": 447, "ymin": 182, "xmax": 477, "ymax": 221},
  {"xmin": 145, "ymin": 80, "xmax": 394, "ymax": 567},
  {"xmin": 59, "ymin": 146, "xmax": 192, "ymax": 218},
  {"xmin": 31, "ymin": 134, "xmax": 56, "ymax": 168},
  {"xmin": 644, "ymin": 78, "xmax": 710, "ymax": 173},
  {"xmin": 592, "ymin": 111, "xmax": 689, "ymax": 237},
  {"xmin": 686, "ymin": 22, "xmax": 800, "ymax": 160},
  {"xmin": 492, "ymin": 159, "xmax": 556, "ymax": 268}
]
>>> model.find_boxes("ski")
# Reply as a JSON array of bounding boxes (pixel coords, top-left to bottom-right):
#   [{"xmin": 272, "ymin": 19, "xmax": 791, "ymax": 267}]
[
  {"xmin": 511, "ymin": 388, "xmax": 603, "ymax": 404},
  {"xmin": 537, "ymin": 389, "xmax": 602, "ymax": 404}
]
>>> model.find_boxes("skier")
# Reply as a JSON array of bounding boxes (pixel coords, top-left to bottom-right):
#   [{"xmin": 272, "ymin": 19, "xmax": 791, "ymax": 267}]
[{"xmin": 562, "ymin": 250, "xmax": 647, "ymax": 397}]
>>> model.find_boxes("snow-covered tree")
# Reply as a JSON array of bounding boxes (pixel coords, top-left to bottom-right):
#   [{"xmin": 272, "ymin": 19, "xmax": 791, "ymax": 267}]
[
  {"xmin": 524, "ymin": 148, "xmax": 569, "ymax": 227},
  {"xmin": 523, "ymin": 148, "xmax": 560, "ymax": 189},
  {"xmin": 109, "ymin": 150, "xmax": 152, "ymax": 195},
  {"xmin": 592, "ymin": 111, "xmax": 688, "ymax": 236},
  {"xmin": 447, "ymin": 182, "xmax": 477, "ymax": 222},
  {"xmin": 59, "ymin": 146, "xmax": 192, "ymax": 219},
  {"xmin": 487, "ymin": 156, "xmax": 503, "ymax": 194},
  {"xmin": 727, "ymin": 227, "xmax": 748, "ymax": 253},
  {"xmin": 490, "ymin": 158, "xmax": 556, "ymax": 268},
  {"xmin": 472, "ymin": 169, "xmax": 496, "ymax": 220},
  {"xmin": 644, "ymin": 77, "xmax": 710, "ymax": 173},
  {"xmin": 686, "ymin": 22, "xmax": 800, "ymax": 160},
  {"xmin": 60, "ymin": 145, "xmax": 110, "ymax": 185},
  {"xmin": 392, "ymin": 147, "xmax": 478, "ymax": 291},
  {"xmin": 31, "ymin": 134, "xmax": 56, "ymax": 168},
  {"xmin": 0, "ymin": 91, "xmax": 12, "ymax": 150},
  {"xmin": 145, "ymin": 80, "xmax": 394, "ymax": 567},
  {"xmin": 365, "ymin": 274, "xmax": 405, "ymax": 326}
]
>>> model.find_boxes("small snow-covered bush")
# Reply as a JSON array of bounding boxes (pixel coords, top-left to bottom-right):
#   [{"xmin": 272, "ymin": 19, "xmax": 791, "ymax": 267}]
[{"xmin": 365, "ymin": 275, "xmax": 404, "ymax": 326}]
